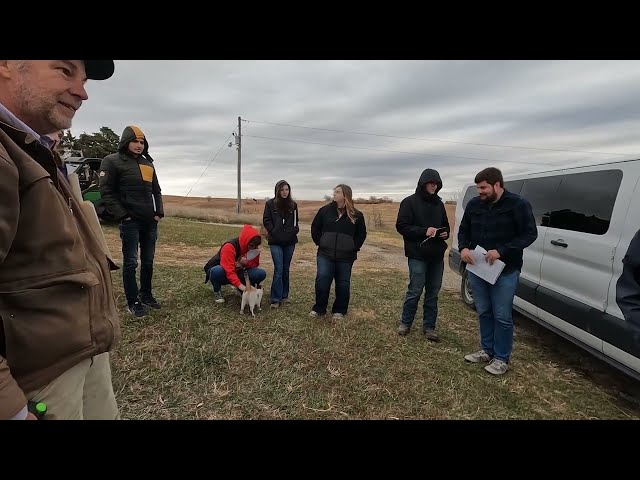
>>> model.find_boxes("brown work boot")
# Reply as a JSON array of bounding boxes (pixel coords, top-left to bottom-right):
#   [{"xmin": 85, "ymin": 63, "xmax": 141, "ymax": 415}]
[
  {"xmin": 423, "ymin": 328, "xmax": 439, "ymax": 342},
  {"xmin": 397, "ymin": 323, "xmax": 410, "ymax": 336}
]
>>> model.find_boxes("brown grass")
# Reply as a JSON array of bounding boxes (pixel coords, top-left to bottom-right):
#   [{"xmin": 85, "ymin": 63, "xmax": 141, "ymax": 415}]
[
  {"xmin": 163, "ymin": 205, "xmax": 261, "ymax": 226},
  {"xmin": 104, "ymin": 217, "xmax": 640, "ymax": 419}
]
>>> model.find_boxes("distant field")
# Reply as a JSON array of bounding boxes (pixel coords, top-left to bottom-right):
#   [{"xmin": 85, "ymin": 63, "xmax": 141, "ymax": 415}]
[{"xmin": 162, "ymin": 195, "xmax": 457, "ymax": 233}]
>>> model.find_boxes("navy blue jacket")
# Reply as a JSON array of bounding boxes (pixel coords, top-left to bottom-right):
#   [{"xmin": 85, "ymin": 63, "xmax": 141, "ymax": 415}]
[{"xmin": 458, "ymin": 190, "xmax": 538, "ymax": 274}]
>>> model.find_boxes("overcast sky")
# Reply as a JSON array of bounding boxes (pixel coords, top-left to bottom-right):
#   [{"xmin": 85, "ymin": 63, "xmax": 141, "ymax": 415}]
[{"xmin": 71, "ymin": 60, "xmax": 640, "ymax": 201}]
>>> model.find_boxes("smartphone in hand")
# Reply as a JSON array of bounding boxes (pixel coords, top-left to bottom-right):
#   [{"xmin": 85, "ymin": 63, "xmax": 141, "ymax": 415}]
[
  {"xmin": 431, "ymin": 227, "xmax": 447, "ymax": 238},
  {"xmin": 421, "ymin": 227, "xmax": 447, "ymax": 246}
]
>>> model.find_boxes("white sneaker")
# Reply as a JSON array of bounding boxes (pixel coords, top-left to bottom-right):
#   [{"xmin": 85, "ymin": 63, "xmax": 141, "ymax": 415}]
[
  {"xmin": 484, "ymin": 359, "xmax": 509, "ymax": 375},
  {"xmin": 332, "ymin": 313, "xmax": 344, "ymax": 320},
  {"xmin": 309, "ymin": 310, "xmax": 320, "ymax": 317},
  {"xmin": 464, "ymin": 350, "xmax": 492, "ymax": 363},
  {"xmin": 213, "ymin": 291, "xmax": 225, "ymax": 304}
]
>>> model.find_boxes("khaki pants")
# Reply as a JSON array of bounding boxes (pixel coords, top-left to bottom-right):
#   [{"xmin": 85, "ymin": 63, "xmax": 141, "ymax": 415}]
[{"xmin": 25, "ymin": 352, "xmax": 120, "ymax": 420}]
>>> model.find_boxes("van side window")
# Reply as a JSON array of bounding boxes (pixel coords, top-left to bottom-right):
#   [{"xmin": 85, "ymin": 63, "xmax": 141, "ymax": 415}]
[
  {"xmin": 547, "ymin": 169, "xmax": 622, "ymax": 235},
  {"xmin": 504, "ymin": 180, "xmax": 524, "ymax": 194},
  {"xmin": 521, "ymin": 176, "xmax": 562, "ymax": 226},
  {"xmin": 462, "ymin": 186, "xmax": 476, "ymax": 209}
]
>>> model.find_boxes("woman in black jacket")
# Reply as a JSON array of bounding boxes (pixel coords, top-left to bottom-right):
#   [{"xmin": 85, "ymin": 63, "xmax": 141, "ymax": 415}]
[
  {"xmin": 263, "ymin": 180, "xmax": 299, "ymax": 308},
  {"xmin": 310, "ymin": 184, "xmax": 367, "ymax": 319}
]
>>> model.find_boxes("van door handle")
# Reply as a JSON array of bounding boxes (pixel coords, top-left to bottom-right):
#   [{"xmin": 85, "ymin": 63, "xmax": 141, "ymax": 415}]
[{"xmin": 550, "ymin": 239, "xmax": 568, "ymax": 248}]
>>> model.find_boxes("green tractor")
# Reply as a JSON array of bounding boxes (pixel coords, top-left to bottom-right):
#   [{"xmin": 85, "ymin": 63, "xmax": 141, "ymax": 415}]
[{"xmin": 64, "ymin": 156, "xmax": 117, "ymax": 223}]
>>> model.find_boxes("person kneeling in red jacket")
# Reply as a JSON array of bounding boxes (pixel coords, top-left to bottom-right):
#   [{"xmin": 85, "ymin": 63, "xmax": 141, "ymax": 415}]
[{"xmin": 205, "ymin": 225, "xmax": 266, "ymax": 303}]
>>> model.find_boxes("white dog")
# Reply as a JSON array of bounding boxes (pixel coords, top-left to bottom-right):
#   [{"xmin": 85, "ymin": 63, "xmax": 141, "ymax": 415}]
[{"xmin": 240, "ymin": 271, "xmax": 263, "ymax": 317}]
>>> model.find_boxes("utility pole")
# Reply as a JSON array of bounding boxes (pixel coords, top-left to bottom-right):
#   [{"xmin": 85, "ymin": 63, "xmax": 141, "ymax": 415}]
[{"xmin": 236, "ymin": 116, "xmax": 242, "ymax": 214}]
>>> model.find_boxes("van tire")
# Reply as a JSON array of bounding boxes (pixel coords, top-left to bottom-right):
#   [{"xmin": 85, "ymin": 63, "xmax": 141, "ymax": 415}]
[{"xmin": 461, "ymin": 269, "xmax": 475, "ymax": 310}]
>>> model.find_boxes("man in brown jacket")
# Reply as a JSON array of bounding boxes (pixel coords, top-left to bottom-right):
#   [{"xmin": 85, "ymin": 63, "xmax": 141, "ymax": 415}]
[{"xmin": 0, "ymin": 60, "xmax": 121, "ymax": 420}]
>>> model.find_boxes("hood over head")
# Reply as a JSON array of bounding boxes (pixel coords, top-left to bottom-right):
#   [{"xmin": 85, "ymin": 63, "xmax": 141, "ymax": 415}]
[
  {"xmin": 274, "ymin": 179, "xmax": 291, "ymax": 197},
  {"xmin": 416, "ymin": 168, "xmax": 443, "ymax": 200},
  {"xmin": 238, "ymin": 224, "xmax": 262, "ymax": 254},
  {"xmin": 118, "ymin": 125, "xmax": 153, "ymax": 162}
]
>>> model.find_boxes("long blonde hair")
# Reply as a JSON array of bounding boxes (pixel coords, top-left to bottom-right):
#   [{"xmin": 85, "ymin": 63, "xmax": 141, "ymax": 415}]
[{"xmin": 335, "ymin": 184, "xmax": 357, "ymax": 224}]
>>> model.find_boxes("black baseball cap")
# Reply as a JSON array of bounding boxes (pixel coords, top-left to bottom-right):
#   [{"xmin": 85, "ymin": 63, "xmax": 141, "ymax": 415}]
[{"xmin": 83, "ymin": 60, "xmax": 115, "ymax": 80}]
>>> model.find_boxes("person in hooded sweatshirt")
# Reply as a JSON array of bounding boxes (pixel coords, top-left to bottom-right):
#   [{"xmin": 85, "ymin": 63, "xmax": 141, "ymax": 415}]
[
  {"xmin": 263, "ymin": 180, "xmax": 300, "ymax": 308},
  {"xmin": 99, "ymin": 125, "xmax": 164, "ymax": 317},
  {"xmin": 206, "ymin": 224, "xmax": 267, "ymax": 303},
  {"xmin": 395, "ymin": 168, "xmax": 451, "ymax": 341}
]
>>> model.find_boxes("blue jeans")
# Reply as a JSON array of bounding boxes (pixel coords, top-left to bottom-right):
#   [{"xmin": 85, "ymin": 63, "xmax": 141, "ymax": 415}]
[
  {"xmin": 313, "ymin": 255, "xmax": 353, "ymax": 315},
  {"xmin": 119, "ymin": 219, "xmax": 158, "ymax": 305},
  {"xmin": 467, "ymin": 270, "xmax": 520, "ymax": 363},
  {"xmin": 269, "ymin": 244, "xmax": 295, "ymax": 303},
  {"xmin": 207, "ymin": 265, "xmax": 266, "ymax": 293},
  {"xmin": 401, "ymin": 257, "xmax": 444, "ymax": 330}
]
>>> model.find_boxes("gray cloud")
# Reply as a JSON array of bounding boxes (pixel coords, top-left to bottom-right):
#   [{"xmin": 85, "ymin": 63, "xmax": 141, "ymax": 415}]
[{"xmin": 71, "ymin": 60, "xmax": 640, "ymax": 201}]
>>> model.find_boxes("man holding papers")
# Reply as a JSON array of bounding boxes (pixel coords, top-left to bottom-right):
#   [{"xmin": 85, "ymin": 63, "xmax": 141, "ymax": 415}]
[{"xmin": 458, "ymin": 167, "xmax": 537, "ymax": 375}]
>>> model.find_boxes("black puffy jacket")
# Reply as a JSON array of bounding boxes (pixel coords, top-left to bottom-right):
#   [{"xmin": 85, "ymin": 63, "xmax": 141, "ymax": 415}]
[
  {"xmin": 99, "ymin": 125, "xmax": 164, "ymax": 222},
  {"xmin": 311, "ymin": 202, "xmax": 367, "ymax": 262}
]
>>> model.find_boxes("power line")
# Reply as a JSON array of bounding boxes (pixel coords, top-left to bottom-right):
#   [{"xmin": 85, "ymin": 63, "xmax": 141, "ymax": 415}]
[
  {"xmin": 183, "ymin": 121, "xmax": 253, "ymax": 199},
  {"xmin": 243, "ymin": 134, "xmax": 556, "ymax": 166},
  {"xmin": 243, "ymin": 119, "xmax": 630, "ymax": 157},
  {"xmin": 184, "ymin": 132, "xmax": 234, "ymax": 198}
]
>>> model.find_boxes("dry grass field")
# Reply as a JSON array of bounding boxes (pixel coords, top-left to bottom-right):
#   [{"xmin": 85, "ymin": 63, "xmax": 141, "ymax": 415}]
[
  {"xmin": 161, "ymin": 195, "xmax": 457, "ymax": 234},
  {"xmin": 102, "ymin": 206, "xmax": 640, "ymax": 419}
]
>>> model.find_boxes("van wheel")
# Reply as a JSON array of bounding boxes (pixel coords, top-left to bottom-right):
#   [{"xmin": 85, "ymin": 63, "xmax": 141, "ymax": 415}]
[{"xmin": 461, "ymin": 270, "xmax": 475, "ymax": 310}]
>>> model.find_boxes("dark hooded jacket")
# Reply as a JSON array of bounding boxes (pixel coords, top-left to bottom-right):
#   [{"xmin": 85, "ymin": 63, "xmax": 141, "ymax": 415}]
[
  {"xmin": 98, "ymin": 125, "xmax": 164, "ymax": 222},
  {"xmin": 263, "ymin": 180, "xmax": 299, "ymax": 246},
  {"xmin": 617, "ymin": 229, "xmax": 640, "ymax": 329},
  {"xmin": 396, "ymin": 168, "xmax": 451, "ymax": 260}
]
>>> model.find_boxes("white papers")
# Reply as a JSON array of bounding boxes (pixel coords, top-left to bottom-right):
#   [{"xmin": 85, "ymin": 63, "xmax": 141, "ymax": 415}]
[{"xmin": 465, "ymin": 245, "xmax": 505, "ymax": 285}]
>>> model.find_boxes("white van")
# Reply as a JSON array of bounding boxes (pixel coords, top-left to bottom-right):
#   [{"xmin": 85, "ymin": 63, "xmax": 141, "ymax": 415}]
[{"xmin": 448, "ymin": 157, "xmax": 640, "ymax": 380}]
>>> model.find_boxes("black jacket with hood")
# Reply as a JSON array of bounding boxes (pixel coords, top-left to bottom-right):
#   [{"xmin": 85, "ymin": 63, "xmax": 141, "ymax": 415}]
[
  {"xmin": 617, "ymin": 228, "xmax": 640, "ymax": 329},
  {"xmin": 396, "ymin": 168, "xmax": 451, "ymax": 260},
  {"xmin": 263, "ymin": 180, "xmax": 300, "ymax": 246},
  {"xmin": 311, "ymin": 202, "xmax": 367, "ymax": 262},
  {"xmin": 99, "ymin": 125, "xmax": 164, "ymax": 222}
]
